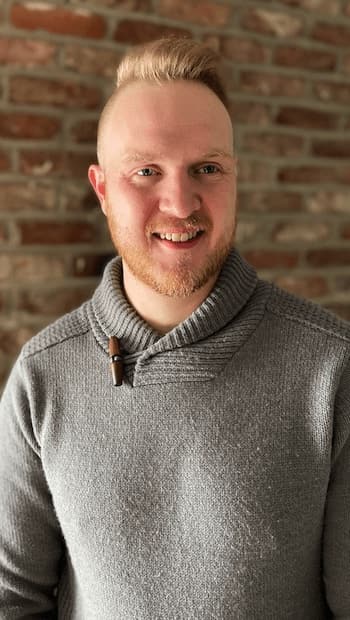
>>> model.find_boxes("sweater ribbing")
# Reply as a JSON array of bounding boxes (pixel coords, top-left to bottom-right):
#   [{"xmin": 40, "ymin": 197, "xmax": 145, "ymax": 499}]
[{"xmin": 1, "ymin": 249, "xmax": 350, "ymax": 619}]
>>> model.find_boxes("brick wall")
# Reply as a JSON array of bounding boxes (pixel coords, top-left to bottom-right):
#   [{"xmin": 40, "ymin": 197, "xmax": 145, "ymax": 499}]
[{"xmin": 1, "ymin": 0, "xmax": 350, "ymax": 388}]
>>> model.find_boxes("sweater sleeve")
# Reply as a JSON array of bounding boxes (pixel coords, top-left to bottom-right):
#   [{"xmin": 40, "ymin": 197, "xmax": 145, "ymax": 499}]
[
  {"xmin": 0, "ymin": 358, "xmax": 63, "ymax": 618},
  {"xmin": 323, "ymin": 359, "xmax": 350, "ymax": 618}
]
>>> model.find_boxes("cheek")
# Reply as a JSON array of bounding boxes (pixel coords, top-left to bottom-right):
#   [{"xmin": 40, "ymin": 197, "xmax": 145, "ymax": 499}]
[
  {"xmin": 106, "ymin": 180, "xmax": 155, "ymax": 228},
  {"xmin": 206, "ymin": 186, "xmax": 236, "ymax": 224}
]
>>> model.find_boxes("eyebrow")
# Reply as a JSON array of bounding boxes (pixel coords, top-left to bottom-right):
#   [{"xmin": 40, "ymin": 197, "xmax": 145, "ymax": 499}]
[
  {"xmin": 121, "ymin": 149, "xmax": 235, "ymax": 163},
  {"xmin": 201, "ymin": 150, "xmax": 235, "ymax": 161},
  {"xmin": 121, "ymin": 151, "xmax": 163, "ymax": 163}
]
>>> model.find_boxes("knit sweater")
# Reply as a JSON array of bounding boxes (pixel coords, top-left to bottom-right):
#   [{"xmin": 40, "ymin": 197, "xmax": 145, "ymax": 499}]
[{"xmin": 0, "ymin": 249, "xmax": 350, "ymax": 619}]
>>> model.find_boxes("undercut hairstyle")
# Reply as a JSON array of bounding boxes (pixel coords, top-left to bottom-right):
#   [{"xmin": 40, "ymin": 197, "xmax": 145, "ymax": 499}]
[
  {"xmin": 97, "ymin": 37, "xmax": 229, "ymax": 165},
  {"xmin": 116, "ymin": 37, "xmax": 228, "ymax": 108}
]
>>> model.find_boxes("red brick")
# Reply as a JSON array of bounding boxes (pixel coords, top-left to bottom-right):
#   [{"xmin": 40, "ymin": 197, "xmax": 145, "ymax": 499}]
[
  {"xmin": 18, "ymin": 221, "xmax": 95, "ymax": 245},
  {"xmin": 312, "ymin": 139, "xmax": 350, "ymax": 158},
  {"xmin": 0, "ymin": 112, "xmax": 60, "ymax": 140},
  {"xmin": 238, "ymin": 190, "xmax": 304, "ymax": 213},
  {"xmin": 114, "ymin": 19, "xmax": 190, "ymax": 44},
  {"xmin": 238, "ymin": 160, "xmax": 274, "ymax": 183},
  {"xmin": 10, "ymin": 76, "xmax": 101, "ymax": 109},
  {"xmin": 201, "ymin": 34, "xmax": 221, "ymax": 54},
  {"xmin": 60, "ymin": 184, "xmax": 98, "ymax": 211},
  {"xmin": 325, "ymin": 303, "xmax": 350, "ymax": 321},
  {"xmin": 342, "ymin": 53, "xmax": 350, "ymax": 74},
  {"xmin": 306, "ymin": 191, "xmax": 350, "ymax": 214},
  {"xmin": 274, "ymin": 275, "xmax": 329, "ymax": 298},
  {"xmin": 68, "ymin": 0, "xmax": 150, "ymax": 7},
  {"xmin": 312, "ymin": 22, "xmax": 350, "ymax": 47},
  {"xmin": 244, "ymin": 249, "xmax": 299, "ymax": 269},
  {"xmin": 0, "ymin": 326, "xmax": 35, "ymax": 355},
  {"xmin": 341, "ymin": 223, "xmax": 350, "ymax": 239},
  {"xmin": 334, "ymin": 167, "xmax": 350, "ymax": 183},
  {"xmin": 72, "ymin": 253, "xmax": 114, "ymax": 277},
  {"xmin": 307, "ymin": 249, "xmax": 350, "ymax": 267},
  {"xmin": 333, "ymin": 275, "xmax": 350, "ymax": 292},
  {"xmin": 0, "ymin": 254, "xmax": 66, "ymax": 282},
  {"xmin": 157, "ymin": 0, "xmax": 231, "ymax": 26},
  {"xmin": 242, "ymin": 132, "xmax": 305, "ymax": 157},
  {"xmin": 295, "ymin": 166, "xmax": 330, "ymax": 184},
  {"xmin": 19, "ymin": 150, "xmax": 94, "ymax": 178},
  {"xmin": 275, "ymin": 0, "xmax": 340, "ymax": 14},
  {"xmin": 217, "ymin": 63, "xmax": 235, "ymax": 93},
  {"xmin": 0, "ymin": 224, "xmax": 8, "ymax": 243},
  {"xmin": 18, "ymin": 286, "xmax": 93, "ymax": 315},
  {"xmin": 240, "ymin": 71, "xmax": 305, "ymax": 97},
  {"xmin": 346, "ymin": 2, "xmax": 350, "ymax": 16},
  {"xmin": 11, "ymin": 3, "xmax": 106, "ymax": 38},
  {"xmin": 0, "ymin": 182, "xmax": 55, "ymax": 211},
  {"xmin": 274, "ymin": 45, "xmax": 337, "ymax": 71},
  {"xmin": 64, "ymin": 44, "xmax": 122, "ymax": 78},
  {"xmin": 276, "ymin": 106, "xmax": 337, "ymax": 129},
  {"xmin": 272, "ymin": 221, "xmax": 330, "ymax": 243},
  {"xmin": 0, "ymin": 37, "xmax": 56, "ymax": 67},
  {"xmin": 241, "ymin": 8, "xmax": 303, "ymax": 38},
  {"xmin": 19, "ymin": 151, "xmax": 64, "ymax": 177},
  {"xmin": 314, "ymin": 81, "xmax": 350, "ymax": 104},
  {"xmin": 70, "ymin": 119, "xmax": 97, "ymax": 144},
  {"xmin": 229, "ymin": 101, "xmax": 271, "ymax": 126},
  {"xmin": 0, "ymin": 358, "xmax": 14, "ymax": 390},
  {"xmin": 235, "ymin": 220, "xmax": 259, "ymax": 244},
  {"xmin": 0, "ymin": 152, "xmax": 11, "ymax": 172},
  {"xmin": 278, "ymin": 165, "xmax": 350, "ymax": 184},
  {"xmin": 64, "ymin": 152, "xmax": 96, "ymax": 178},
  {"xmin": 220, "ymin": 36, "xmax": 270, "ymax": 64}
]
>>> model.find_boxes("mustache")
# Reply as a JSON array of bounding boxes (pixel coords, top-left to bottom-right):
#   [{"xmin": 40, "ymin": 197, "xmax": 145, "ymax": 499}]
[{"xmin": 146, "ymin": 213, "xmax": 212, "ymax": 233}]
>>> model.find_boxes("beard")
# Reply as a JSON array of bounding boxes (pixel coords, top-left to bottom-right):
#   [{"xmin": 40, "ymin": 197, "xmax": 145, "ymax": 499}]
[{"xmin": 106, "ymin": 211, "xmax": 235, "ymax": 298}]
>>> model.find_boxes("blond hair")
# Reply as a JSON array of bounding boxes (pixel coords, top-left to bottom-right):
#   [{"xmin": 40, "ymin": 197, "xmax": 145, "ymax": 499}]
[
  {"xmin": 97, "ymin": 37, "xmax": 229, "ymax": 164},
  {"xmin": 116, "ymin": 37, "xmax": 228, "ymax": 108}
]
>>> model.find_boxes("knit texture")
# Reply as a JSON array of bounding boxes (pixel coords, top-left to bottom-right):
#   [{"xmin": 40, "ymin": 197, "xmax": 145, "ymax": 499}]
[{"xmin": 0, "ymin": 249, "xmax": 349, "ymax": 619}]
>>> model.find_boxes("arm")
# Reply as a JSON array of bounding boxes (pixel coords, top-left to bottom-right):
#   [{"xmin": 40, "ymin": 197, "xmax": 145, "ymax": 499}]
[
  {"xmin": 323, "ymin": 359, "xmax": 350, "ymax": 618},
  {"xmin": 0, "ymin": 359, "xmax": 63, "ymax": 618}
]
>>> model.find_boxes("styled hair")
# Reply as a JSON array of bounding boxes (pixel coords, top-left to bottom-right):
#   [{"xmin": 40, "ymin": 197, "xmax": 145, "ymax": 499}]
[
  {"xmin": 97, "ymin": 37, "xmax": 229, "ymax": 164},
  {"xmin": 115, "ymin": 37, "xmax": 228, "ymax": 109}
]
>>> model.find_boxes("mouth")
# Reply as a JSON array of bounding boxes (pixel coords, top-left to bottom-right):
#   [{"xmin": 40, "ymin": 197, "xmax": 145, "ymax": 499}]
[{"xmin": 152, "ymin": 229, "xmax": 204, "ymax": 243}]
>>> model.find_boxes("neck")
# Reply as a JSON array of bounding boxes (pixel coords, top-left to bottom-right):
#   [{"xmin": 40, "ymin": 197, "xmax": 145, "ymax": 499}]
[{"xmin": 122, "ymin": 264, "xmax": 217, "ymax": 334}]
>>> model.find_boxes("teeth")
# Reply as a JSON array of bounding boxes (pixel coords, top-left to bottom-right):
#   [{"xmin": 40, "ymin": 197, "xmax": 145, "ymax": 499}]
[{"xmin": 158, "ymin": 231, "xmax": 200, "ymax": 242}]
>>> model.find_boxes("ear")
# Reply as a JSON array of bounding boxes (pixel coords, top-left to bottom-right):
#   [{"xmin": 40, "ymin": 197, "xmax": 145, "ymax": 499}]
[{"xmin": 88, "ymin": 165, "xmax": 107, "ymax": 215}]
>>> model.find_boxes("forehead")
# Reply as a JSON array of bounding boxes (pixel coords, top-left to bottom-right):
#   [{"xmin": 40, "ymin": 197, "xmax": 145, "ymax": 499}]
[{"xmin": 100, "ymin": 80, "xmax": 233, "ymax": 163}]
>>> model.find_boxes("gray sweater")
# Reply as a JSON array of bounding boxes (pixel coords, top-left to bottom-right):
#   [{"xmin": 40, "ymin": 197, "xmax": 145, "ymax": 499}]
[{"xmin": 0, "ymin": 249, "xmax": 349, "ymax": 619}]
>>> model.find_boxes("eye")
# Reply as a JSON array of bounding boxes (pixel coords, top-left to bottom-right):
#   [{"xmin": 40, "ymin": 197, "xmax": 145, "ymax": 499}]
[
  {"xmin": 196, "ymin": 164, "xmax": 221, "ymax": 175},
  {"xmin": 136, "ymin": 168, "xmax": 158, "ymax": 177}
]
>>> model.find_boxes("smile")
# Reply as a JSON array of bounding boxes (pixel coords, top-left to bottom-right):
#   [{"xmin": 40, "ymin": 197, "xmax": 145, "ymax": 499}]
[{"xmin": 153, "ymin": 230, "xmax": 203, "ymax": 243}]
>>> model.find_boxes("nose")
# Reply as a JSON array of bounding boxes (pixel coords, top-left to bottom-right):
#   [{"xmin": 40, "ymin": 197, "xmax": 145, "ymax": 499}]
[{"xmin": 158, "ymin": 172, "xmax": 201, "ymax": 218}]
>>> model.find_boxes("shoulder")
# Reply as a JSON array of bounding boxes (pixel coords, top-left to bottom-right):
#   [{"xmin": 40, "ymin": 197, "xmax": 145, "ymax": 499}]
[
  {"xmin": 265, "ymin": 283, "xmax": 350, "ymax": 344},
  {"xmin": 20, "ymin": 301, "xmax": 92, "ymax": 361}
]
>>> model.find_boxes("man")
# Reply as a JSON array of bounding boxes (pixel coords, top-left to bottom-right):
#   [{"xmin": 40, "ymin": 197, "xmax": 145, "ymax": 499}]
[{"xmin": 0, "ymin": 37, "xmax": 349, "ymax": 619}]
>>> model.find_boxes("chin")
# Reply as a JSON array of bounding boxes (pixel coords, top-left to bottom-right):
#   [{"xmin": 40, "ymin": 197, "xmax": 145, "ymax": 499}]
[
  {"xmin": 113, "ymin": 223, "xmax": 235, "ymax": 296},
  {"xmin": 125, "ymin": 244, "xmax": 233, "ymax": 298},
  {"xmin": 141, "ymin": 269, "xmax": 214, "ymax": 298}
]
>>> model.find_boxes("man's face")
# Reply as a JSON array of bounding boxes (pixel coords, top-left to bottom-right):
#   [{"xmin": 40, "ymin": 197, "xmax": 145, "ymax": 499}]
[{"xmin": 89, "ymin": 79, "xmax": 237, "ymax": 298}]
